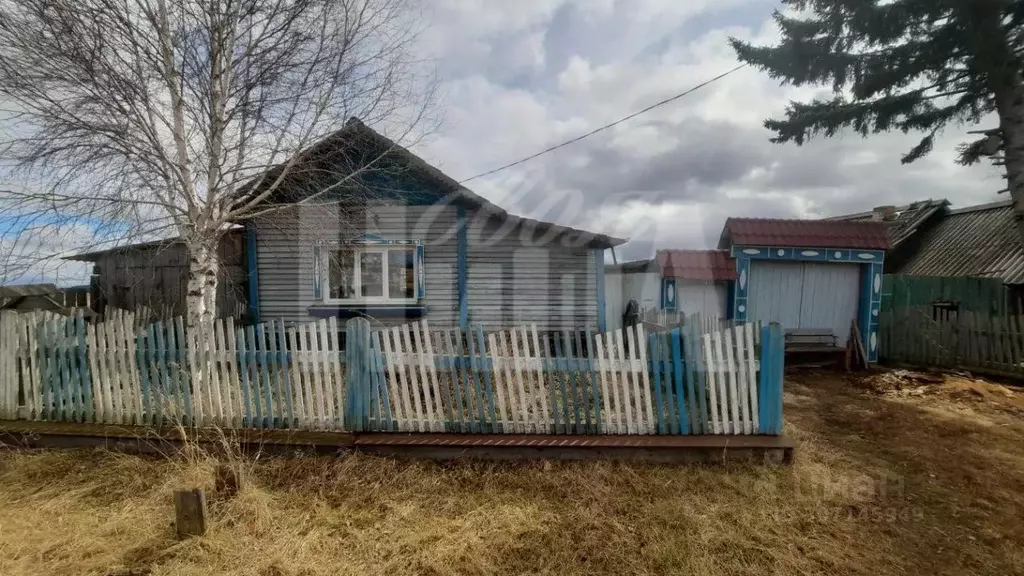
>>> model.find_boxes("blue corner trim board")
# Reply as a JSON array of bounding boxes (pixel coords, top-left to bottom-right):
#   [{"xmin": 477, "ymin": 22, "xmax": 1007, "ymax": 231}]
[
  {"xmin": 245, "ymin": 221, "xmax": 261, "ymax": 324},
  {"xmin": 859, "ymin": 262, "xmax": 883, "ymax": 362},
  {"xmin": 457, "ymin": 204, "xmax": 469, "ymax": 329},
  {"xmin": 595, "ymin": 249, "xmax": 606, "ymax": 332}
]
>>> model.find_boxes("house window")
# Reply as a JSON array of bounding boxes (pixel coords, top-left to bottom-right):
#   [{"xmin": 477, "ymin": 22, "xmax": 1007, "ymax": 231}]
[{"xmin": 325, "ymin": 246, "xmax": 417, "ymax": 303}]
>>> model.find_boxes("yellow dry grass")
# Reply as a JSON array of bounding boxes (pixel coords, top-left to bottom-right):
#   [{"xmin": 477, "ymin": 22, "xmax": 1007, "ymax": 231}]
[{"xmin": 1, "ymin": 372, "xmax": 1023, "ymax": 576}]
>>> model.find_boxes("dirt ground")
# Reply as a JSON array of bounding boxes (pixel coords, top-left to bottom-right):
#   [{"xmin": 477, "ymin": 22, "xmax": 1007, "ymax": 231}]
[{"xmin": 1, "ymin": 370, "xmax": 1023, "ymax": 576}]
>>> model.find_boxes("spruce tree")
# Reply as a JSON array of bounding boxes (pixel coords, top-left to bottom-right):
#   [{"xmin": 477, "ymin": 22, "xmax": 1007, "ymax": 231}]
[{"xmin": 732, "ymin": 0, "xmax": 1024, "ymax": 233}]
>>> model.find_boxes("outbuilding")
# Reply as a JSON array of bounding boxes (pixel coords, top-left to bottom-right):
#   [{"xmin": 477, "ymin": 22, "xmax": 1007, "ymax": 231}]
[{"xmin": 719, "ymin": 218, "xmax": 889, "ymax": 361}]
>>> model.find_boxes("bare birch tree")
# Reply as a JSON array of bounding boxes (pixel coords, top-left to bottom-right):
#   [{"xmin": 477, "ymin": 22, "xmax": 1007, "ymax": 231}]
[{"xmin": 0, "ymin": 0, "xmax": 436, "ymax": 329}]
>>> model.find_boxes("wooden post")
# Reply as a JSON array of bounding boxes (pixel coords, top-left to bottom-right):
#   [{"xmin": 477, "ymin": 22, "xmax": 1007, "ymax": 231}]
[
  {"xmin": 174, "ymin": 488, "xmax": 207, "ymax": 538},
  {"xmin": 215, "ymin": 463, "xmax": 244, "ymax": 498}
]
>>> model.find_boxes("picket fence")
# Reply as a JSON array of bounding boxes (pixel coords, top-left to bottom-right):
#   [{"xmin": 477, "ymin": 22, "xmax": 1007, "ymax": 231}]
[
  {"xmin": 0, "ymin": 310, "xmax": 785, "ymax": 436},
  {"xmin": 879, "ymin": 307, "xmax": 1024, "ymax": 378}
]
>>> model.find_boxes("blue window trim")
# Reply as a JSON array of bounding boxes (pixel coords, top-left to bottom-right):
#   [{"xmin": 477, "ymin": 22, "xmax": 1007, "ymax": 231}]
[
  {"xmin": 245, "ymin": 222, "xmax": 261, "ymax": 324},
  {"xmin": 457, "ymin": 204, "xmax": 469, "ymax": 329},
  {"xmin": 729, "ymin": 244, "xmax": 885, "ymax": 361}
]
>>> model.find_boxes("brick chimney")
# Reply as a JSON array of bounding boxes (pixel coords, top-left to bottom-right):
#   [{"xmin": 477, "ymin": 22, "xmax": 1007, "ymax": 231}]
[{"xmin": 872, "ymin": 205, "xmax": 896, "ymax": 222}]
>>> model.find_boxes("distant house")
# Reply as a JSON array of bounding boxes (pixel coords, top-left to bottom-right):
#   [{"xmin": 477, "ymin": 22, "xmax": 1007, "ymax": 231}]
[
  {"xmin": 69, "ymin": 119, "xmax": 624, "ymax": 332},
  {"xmin": 604, "ymin": 250, "xmax": 733, "ymax": 329},
  {"xmin": 832, "ymin": 198, "xmax": 1024, "ymax": 311},
  {"xmin": 0, "ymin": 283, "xmax": 92, "ymax": 315},
  {"xmin": 605, "ymin": 218, "xmax": 890, "ymax": 360}
]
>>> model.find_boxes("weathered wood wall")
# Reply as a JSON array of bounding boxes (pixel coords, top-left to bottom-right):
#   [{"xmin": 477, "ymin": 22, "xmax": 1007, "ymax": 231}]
[{"xmin": 89, "ymin": 231, "xmax": 248, "ymax": 320}]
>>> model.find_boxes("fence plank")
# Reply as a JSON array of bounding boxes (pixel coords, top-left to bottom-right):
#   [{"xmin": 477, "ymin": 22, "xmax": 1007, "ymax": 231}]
[
  {"xmin": 507, "ymin": 328, "xmax": 529, "ymax": 434},
  {"xmin": 703, "ymin": 331, "xmax": 721, "ymax": 435},
  {"xmin": 671, "ymin": 327, "xmax": 689, "ymax": 436},
  {"xmin": 634, "ymin": 324, "xmax": 654, "ymax": 436},
  {"xmin": 723, "ymin": 327, "xmax": 740, "ymax": 435},
  {"xmin": 411, "ymin": 321, "xmax": 437, "ymax": 432},
  {"xmin": 475, "ymin": 326, "xmax": 499, "ymax": 433},
  {"xmin": 745, "ymin": 322, "xmax": 760, "ymax": 433},
  {"xmin": 527, "ymin": 326, "xmax": 548, "ymax": 434}
]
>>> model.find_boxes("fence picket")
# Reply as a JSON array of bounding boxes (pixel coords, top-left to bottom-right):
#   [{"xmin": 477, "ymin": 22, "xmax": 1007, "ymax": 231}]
[
  {"xmin": 528, "ymin": 326, "xmax": 548, "ymax": 434},
  {"xmin": 723, "ymin": 327, "xmax": 740, "ymax": 435}
]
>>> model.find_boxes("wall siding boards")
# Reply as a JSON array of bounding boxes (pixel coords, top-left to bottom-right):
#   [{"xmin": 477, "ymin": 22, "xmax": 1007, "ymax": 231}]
[{"xmin": 255, "ymin": 204, "xmax": 597, "ymax": 330}]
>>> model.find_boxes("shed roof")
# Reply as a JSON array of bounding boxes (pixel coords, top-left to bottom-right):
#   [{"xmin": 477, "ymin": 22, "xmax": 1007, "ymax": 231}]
[
  {"xmin": 720, "ymin": 217, "xmax": 890, "ymax": 250},
  {"xmin": 899, "ymin": 200, "xmax": 1024, "ymax": 284},
  {"xmin": 827, "ymin": 199, "xmax": 949, "ymax": 248},
  {"xmin": 657, "ymin": 250, "xmax": 735, "ymax": 280}
]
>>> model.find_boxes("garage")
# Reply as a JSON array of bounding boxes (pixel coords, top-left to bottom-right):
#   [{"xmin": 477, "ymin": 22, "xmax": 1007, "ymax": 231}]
[
  {"xmin": 747, "ymin": 261, "xmax": 861, "ymax": 346},
  {"xmin": 720, "ymin": 216, "xmax": 889, "ymax": 362}
]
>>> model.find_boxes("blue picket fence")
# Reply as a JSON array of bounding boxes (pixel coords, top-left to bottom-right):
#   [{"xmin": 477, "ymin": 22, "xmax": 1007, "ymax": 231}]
[{"xmin": 0, "ymin": 310, "xmax": 785, "ymax": 436}]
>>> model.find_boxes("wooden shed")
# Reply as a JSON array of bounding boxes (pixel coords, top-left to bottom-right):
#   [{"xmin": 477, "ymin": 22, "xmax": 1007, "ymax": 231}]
[
  {"xmin": 719, "ymin": 218, "xmax": 889, "ymax": 361},
  {"xmin": 65, "ymin": 230, "xmax": 249, "ymax": 320}
]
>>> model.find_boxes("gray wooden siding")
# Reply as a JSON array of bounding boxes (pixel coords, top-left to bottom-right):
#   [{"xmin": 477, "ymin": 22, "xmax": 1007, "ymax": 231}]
[
  {"xmin": 255, "ymin": 203, "xmax": 458, "ymax": 326},
  {"xmin": 254, "ymin": 203, "xmax": 599, "ymax": 331},
  {"xmin": 465, "ymin": 214, "xmax": 597, "ymax": 331}
]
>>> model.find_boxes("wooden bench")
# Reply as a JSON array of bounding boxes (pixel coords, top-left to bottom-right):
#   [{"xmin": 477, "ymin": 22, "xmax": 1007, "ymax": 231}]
[{"xmin": 784, "ymin": 329, "xmax": 840, "ymax": 352}]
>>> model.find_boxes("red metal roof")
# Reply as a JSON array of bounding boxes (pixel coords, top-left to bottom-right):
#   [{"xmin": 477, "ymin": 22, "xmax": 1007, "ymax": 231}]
[
  {"xmin": 657, "ymin": 250, "xmax": 736, "ymax": 280},
  {"xmin": 723, "ymin": 218, "xmax": 890, "ymax": 250}
]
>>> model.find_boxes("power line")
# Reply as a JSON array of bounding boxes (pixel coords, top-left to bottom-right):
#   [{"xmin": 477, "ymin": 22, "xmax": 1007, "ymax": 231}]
[{"xmin": 458, "ymin": 63, "xmax": 748, "ymax": 184}]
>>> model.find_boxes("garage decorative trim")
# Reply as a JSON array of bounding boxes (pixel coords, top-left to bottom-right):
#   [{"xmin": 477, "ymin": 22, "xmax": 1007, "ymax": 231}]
[{"xmin": 730, "ymin": 244, "xmax": 885, "ymax": 362}]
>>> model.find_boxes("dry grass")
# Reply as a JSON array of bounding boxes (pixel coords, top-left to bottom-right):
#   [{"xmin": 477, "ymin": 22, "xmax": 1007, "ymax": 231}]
[{"xmin": 2, "ymin": 371, "xmax": 1024, "ymax": 576}]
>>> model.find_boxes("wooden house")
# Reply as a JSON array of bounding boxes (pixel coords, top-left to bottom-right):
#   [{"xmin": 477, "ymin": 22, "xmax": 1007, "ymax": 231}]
[
  {"xmin": 604, "ymin": 250, "xmax": 733, "ymax": 329},
  {"xmin": 69, "ymin": 119, "xmax": 623, "ymax": 332},
  {"xmin": 832, "ymin": 199, "xmax": 1024, "ymax": 313}
]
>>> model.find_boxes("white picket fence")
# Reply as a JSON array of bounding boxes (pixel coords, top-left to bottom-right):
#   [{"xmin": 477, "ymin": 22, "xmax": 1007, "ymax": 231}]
[{"xmin": 0, "ymin": 310, "xmax": 769, "ymax": 436}]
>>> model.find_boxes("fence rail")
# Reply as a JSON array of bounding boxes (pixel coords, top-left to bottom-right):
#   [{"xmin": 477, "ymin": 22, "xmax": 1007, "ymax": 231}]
[
  {"xmin": 879, "ymin": 307, "xmax": 1024, "ymax": 377},
  {"xmin": 0, "ymin": 310, "xmax": 785, "ymax": 436}
]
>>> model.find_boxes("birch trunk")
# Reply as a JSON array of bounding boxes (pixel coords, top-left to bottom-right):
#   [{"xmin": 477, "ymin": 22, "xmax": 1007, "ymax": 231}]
[{"xmin": 186, "ymin": 241, "xmax": 218, "ymax": 332}]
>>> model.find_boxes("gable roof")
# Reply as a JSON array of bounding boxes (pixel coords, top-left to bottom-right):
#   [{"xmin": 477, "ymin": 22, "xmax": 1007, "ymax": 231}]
[
  {"xmin": 657, "ymin": 250, "xmax": 735, "ymax": 280},
  {"xmin": 898, "ymin": 200, "xmax": 1024, "ymax": 284},
  {"xmin": 239, "ymin": 118, "xmax": 625, "ymax": 249},
  {"xmin": 720, "ymin": 217, "xmax": 890, "ymax": 250},
  {"xmin": 827, "ymin": 199, "xmax": 949, "ymax": 248}
]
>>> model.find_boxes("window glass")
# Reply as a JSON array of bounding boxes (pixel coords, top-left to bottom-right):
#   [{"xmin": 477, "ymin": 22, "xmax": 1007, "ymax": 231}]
[
  {"xmin": 360, "ymin": 251, "xmax": 384, "ymax": 297},
  {"xmin": 388, "ymin": 247, "xmax": 415, "ymax": 299},
  {"xmin": 328, "ymin": 250, "xmax": 356, "ymax": 299}
]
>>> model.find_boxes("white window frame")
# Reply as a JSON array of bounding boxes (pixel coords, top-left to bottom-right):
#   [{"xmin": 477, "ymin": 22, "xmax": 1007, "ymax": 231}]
[{"xmin": 322, "ymin": 245, "xmax": 418, "ymax": 305}]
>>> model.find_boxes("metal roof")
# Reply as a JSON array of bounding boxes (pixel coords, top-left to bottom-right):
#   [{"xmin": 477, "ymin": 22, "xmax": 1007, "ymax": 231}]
[
  {"xmin": 657, "ymin": 250, "xmax": 735, "ymax": 280},
  {"xmin": 898, "ymin": 200, "xmax": 1024, "ymax": 284},
  {"xmin": 721, "ymin": 218, "xmax": 891, "ymax": 250},
  {"xmin": 233, "ymin": 117, "xmax": 626, "ymax": 249},
  {"xmin": 828, "ymin": 199, "xmax": 949, "ymax": 248}
]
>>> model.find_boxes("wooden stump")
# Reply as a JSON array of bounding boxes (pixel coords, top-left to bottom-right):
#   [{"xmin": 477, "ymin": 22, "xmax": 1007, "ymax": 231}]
[
  {"xmin": 174, "ymin": 488, "xmax": 207, "ymax": 538},
  {"xmin": 215, "ymin": 462, "xmax": 244, "ymax": 498}
]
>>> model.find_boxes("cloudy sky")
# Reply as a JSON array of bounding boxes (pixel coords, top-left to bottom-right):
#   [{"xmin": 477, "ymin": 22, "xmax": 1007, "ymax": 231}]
[{"xmin": 411, "ymin": 0, "xmax": 1005, "ymax": 261}]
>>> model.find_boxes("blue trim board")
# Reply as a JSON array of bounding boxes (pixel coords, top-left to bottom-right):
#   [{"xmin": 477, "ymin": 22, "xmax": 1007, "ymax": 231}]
[
  {"xmin": 732, "ymin": 257, "xmax": 749, "ymax": 324},
  {"xmin": 594, "ymin": 249, "xmax": 606, "ymax": 332},
  {"xmin": 245, "ymin": 222, "xmax": 261, "ymax": 324},
  {"xmin": 859, "ymin": 263, "xmax": 883, "ymax": 362},
  {"xmin": 457, "ymin": 204, "xmax": 469, "ymax": 329},
  {"xmin": 732, "ymin": 245, "xmax": 884, "ymax": 263}
]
